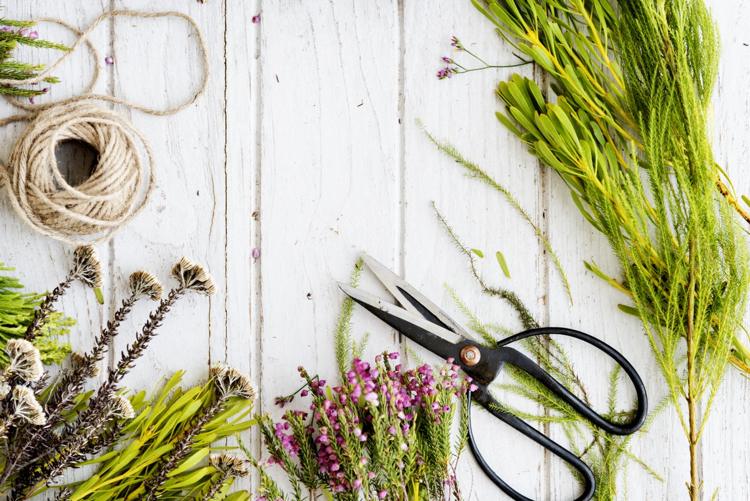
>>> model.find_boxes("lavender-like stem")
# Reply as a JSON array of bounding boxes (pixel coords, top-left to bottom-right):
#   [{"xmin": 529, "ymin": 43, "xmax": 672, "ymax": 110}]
[{"xmin": 24, "ymin": 274, "xmax": 74, "ymax": 341}]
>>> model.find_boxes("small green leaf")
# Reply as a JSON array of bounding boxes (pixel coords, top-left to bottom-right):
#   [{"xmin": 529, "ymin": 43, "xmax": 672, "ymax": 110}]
[
  {"xmin": 470, "ymin": 248, "xmax": 485, "ymax": 258},
  {"xmin": 94, "ymin": 287, "xmax": 104, "ymax": 305},
  {"xmin": 495, "ymin": 251, "xmax": 511, "ymax": 278},
  {"xmin": 617, "ymin": 304, "xmax": 639, "ymax": 317},
  {"xmin": 742, "ymin": 194, "xmax": 750, "ymax": 208}
]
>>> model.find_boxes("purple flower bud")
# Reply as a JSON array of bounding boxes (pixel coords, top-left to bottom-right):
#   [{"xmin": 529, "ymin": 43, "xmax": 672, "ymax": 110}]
[
  {"xmin": 353, "ymin": 478, "xmax": 362, "ymax": 489},
  {"xmin": 301, "ymin": 389, "xmax": 309, "ymax": 397},
  {"xmin": 28, "ymin": 30, "xmax": 39, "ymax": 40},
  {"xmin": 378, "ymin": 490, "xmax": 387, "ymax": 499},
  {"xmin": 442, "ymin": 56, "xmax": 453, "ymax": 64},
  {"xmin": 388, "ymin": 351, "xmax": 399, "ymax": 360},
  {"xmin": 252, "ymin": 247, "xmax": 261, "ymax": 259},
  {"xmin": 252, "ymin": 13, "xmax": 261, "ymax": 24},
  {"xmin": 469, "ymin": 383, "xmax": 478, "ymax": 392},
  {"xmin": 105, "ymin": 55, "xmax": 114, "ymax": 65},
  {"xmin": 388, "ymin": 426, "xmax": 397, "ymax": 435}
]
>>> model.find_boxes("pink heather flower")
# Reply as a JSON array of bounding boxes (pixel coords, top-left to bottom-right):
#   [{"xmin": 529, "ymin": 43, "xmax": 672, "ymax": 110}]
[
  {"xmin": 469, "ymin": 383, "xmax": 478, "ymax": 392},
  {"xmin": 368, "ymin": 471, "xmax": 376, "ymax": 479},
  {"xmin": 388, "ymin": 351, "xmax": 399, "ymax": 360},
  {"xmin": 252, "ymin": 13, "xmax": 261, "ymax": 24},
  {"xmin": 388, "ymin": 426, "xmax": 397, "ymax": 435},
  {"xmin": 28, "ymin": 30, "xmax": 39, "ymax": 40},
  {"xmin": 300, "ymin": 389, "xmax": 308, "ymax": 397},
  {"xmin": 252, "ymin": 247, "xmax": 261, "ymax": 259},
  {"xmin": 442, "ymin": 56, "xmax": 453, "ymax": 64},
  {"xmin": 353, "ymin": 478, "xmax": 362, "ymax": 489},
  {"xmin": 105, "ymin": 55, "xmax": 114, "ymax": 65},
  {"xmin": 378, "ymin": 490, "xmax": 387, "ymax": 499}
]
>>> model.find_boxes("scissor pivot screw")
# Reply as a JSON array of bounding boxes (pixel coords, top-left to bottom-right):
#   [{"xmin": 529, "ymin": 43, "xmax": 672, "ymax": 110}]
[{"xmin": 460, "ymin": 345, "xmax": 481, "ymax": 366}]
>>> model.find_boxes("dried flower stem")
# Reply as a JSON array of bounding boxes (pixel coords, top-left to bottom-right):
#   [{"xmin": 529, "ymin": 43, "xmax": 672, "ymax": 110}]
[
  {"xmin": 23, "ymin": 274, "xmax": 74, "ymax": 341},
  {"xmin": 202, "ymin": 473, "xmax": 230, "ymax": 501},
  {"xmin": 9, "ymin": 287, "xmax": 186, "ymax": 494},
  {"xmin": 45, "ymin": 294, "xmax": 137, "ymax": 422}
]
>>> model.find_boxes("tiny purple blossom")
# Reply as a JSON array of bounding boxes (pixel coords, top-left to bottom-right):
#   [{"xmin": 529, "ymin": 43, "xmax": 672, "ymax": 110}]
[
  {"xmin": 436, "ymin": 67, "xmax": 454, "ymax": 80},
  {"xmin": 105, "ymin": 55, "xmax": 114, "ymax": 65},
  {"xmin": 251, "ymin": 247, "xmax": 261, "ymax": 259},
  {"xmin": 252, "ymin": 13, "xmax": 261, "ymax": 24},
  {"xmin": 28, "ymin": 30, "xmax": 39, "ymax": 40}
]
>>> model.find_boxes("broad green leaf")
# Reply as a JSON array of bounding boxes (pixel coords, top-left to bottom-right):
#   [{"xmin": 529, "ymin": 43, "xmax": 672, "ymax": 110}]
[
  {"xmin": 617, "ymin": 304, "xmax": 639, "ymax": 317},
  {"xmin": 167, "ymin": 447, "xmax": 209, "ymax": 477}
]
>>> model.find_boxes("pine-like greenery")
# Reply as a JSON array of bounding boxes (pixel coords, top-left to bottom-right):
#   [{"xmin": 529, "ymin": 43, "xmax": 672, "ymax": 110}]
[
  {"xmin": 0, "ymin": 262, "xmax": 73, "ymax": 365},
  {"xmin": 0, "ymin": 18, "xmax": 67, "ymax": 96},
  {"xmin": 465, "ymin": 1, "xmax": 750, "ymax": 498},
  {"xmin": 435, "ymin": 206, "xmax": 660, "ymax": 500}
]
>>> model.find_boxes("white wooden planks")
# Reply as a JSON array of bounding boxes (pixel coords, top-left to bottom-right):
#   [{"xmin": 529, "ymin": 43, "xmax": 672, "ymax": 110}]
[{"xmin": 0, "ymin": 0, "xmax": 746, "ymax": 499}]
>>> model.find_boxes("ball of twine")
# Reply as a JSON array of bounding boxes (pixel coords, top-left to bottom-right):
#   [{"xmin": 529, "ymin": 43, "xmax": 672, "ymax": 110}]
[
  {"xmin": 0, "ymin": 10, "xmax": 208, "ymax": 245},
  {"xmin": 2, "ymin": 100, "xmax": 153, "ymax": 244}
]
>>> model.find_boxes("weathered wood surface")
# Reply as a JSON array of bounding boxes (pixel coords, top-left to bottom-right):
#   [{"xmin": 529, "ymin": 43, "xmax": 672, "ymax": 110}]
[{"xmin": 0, "ymin": 1, "xmax": 747, "ymax": 499}]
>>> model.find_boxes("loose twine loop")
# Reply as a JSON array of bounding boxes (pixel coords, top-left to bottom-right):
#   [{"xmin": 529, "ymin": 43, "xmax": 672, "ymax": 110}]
[{"xmin": 0, "ymin": 10, "xmax": 208, "ymax": 245}]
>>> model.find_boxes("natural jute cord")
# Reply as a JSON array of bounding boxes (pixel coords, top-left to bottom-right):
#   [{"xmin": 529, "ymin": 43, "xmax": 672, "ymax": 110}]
[{"xmin": 0, "ymin": 10, "xmax": 208, "ymax": 245}]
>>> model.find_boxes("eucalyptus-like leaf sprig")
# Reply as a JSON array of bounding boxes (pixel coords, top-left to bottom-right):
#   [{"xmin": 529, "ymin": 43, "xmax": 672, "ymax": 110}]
[
  {"xmin": 143, "ymin": 364, "xmax": 255, "ymax": 500},
  {"xmin": 61, "ymin": 370, "xmax": 255, "ymax": 501},
  {"xmin": 444, "ymin": 2, "xmax": 750, "ymax": 497}
]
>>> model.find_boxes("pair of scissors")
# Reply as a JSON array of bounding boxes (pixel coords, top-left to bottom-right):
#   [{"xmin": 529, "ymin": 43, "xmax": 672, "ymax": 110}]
[{"xmin": 338, "ymin": 253, "xmax": 648, "ymax": 501}]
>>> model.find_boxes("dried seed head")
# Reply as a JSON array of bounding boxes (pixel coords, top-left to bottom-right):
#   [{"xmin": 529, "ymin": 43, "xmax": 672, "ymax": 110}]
[
  {"xmin": 210, "ymin": 364, "xmax": 255, "ymax": 400},
  {"xmin": 0, "ymin": 373, "xmax": 10, "ymax": 400},
  {"xmin": 209, "ymin": 454, "xmax": 248, "ymax": 477},
  {"xmin": 110, "ymin": 395, "xmax": 135, "ymax": 419},
  {"xmin": 72, "ymin": 245, "xmax": 103, "ymax": 289},
  {"xmin": 71, "ymin": 352, "xmax": 99, "ymax": 378},
  {"xmin": 12, "ymin": 386, "xmax": 46, "ymax": 425},
  {"xmin": 6, "ymin": 339, "xmax": 44, "ymax": 382},
  {"xmin": 171, "ymin": 257, "xmax": 216, "ymax": 295},
  {"xmin": 128, "ymin": 271, "xmax": 163, "ymax": 301}
]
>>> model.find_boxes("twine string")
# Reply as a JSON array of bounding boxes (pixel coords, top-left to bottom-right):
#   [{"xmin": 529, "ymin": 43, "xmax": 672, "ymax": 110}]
[{"xmin": 0, "ymin": 10, "xmax": 208, "ymax": 245}]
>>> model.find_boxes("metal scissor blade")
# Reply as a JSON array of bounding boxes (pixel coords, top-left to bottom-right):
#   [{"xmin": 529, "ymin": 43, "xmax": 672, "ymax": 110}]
[
  {"xmin": 338, "ymin": 283, "xmax": 462, "ymax": 360},
  {"xmin": 360, "ymin": 253, "xmax": 471, "ymax": 338}
]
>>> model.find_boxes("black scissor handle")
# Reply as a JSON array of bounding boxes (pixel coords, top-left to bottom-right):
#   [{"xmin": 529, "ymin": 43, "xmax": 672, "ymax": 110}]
[
  {"xmin": 467, "ymin": 390, "xmax": 595, "ymax": 501},
  {"xmin": 496, "ymin": 327, "xmax": 648, "ymax": 435}
]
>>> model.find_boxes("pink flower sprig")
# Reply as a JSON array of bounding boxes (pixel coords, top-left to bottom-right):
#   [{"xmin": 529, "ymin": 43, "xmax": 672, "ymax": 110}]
[
  {"xmin": 437, "ymin": 34, "xmax": 532, "ymax": 80},
  {"xmin": 259, "ymin": 352, "xmax": 471, "ymax": 498}
]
